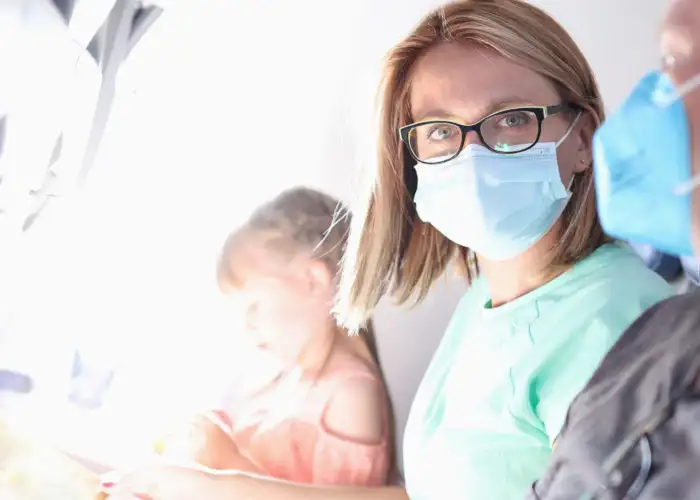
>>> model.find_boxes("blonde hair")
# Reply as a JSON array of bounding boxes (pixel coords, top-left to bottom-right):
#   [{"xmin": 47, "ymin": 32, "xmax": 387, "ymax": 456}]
[
  {"xmin": 218, "ymin": 187, "xmax": 349, "ymax": 287},
  {"xmin": 217, "ymin": 187, "xmax": 399, "ymax": 479},
  {"xmin": 337, "ymin": 0, "xmax": 608, "ymax": 331}
]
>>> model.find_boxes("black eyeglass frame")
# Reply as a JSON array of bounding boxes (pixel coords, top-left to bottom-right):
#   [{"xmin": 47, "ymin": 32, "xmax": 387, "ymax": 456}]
[{"xmin": 398, "ymin": 103, "xmax": 573, "ymax": 165}]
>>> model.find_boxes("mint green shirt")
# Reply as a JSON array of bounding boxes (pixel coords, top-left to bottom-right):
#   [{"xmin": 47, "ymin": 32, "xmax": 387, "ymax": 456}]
[{"xmin": 403, "ymin": 243, "xmax": 673, "ymax": 500}]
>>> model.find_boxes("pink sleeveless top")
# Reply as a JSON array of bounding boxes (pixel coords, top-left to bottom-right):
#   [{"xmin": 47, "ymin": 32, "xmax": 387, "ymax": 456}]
[{"xmin": 211, "ymin": 349, "xmax": 391, "ymax": 486}]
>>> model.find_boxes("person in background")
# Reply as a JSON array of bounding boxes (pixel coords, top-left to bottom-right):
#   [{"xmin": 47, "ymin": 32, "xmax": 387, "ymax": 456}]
[
  {"xmin": 105, "ymin": 187, "xmax": 394, "ymax": 495},
  {"xmin": 527, "ymin": 0, "xmax": 700, "ymax": 498},
  {"xmin": 630, "ymin": 244, "xmax": 683, "ymax": 282},
  {"xmin": 680, "ymin": 254, "xmax": 700, "ymax": 291},
  {"xmin": 105, "ymin": 1, "xmax": 672, "ymax": 499},
  {"xmin": 630, "ymin": 243, "xmax": 700, "ymax": 292}
]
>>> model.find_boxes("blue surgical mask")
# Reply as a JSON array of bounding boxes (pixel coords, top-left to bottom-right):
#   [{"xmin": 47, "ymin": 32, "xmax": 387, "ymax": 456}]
[
  {"xmin": 413, "ymin": 117, "xmax": 579, "ymax": 261},
  {"xmin": 593, "ymin": 71, "xmax": 700, "ymax": 256}
]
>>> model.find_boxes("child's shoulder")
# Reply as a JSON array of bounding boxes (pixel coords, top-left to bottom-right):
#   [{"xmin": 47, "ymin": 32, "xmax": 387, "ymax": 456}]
[{"xmin": 322, "ymin": 342, "xmax": 382, "ymax": 383}]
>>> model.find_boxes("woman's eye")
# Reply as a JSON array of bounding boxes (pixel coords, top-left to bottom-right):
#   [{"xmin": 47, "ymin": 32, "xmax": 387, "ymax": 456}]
[
  {"xmin": 427, "ymin": 125, "xmax": 453, "ymax": 141},
  {"xmin": 498, "ymin": 112, "xmax": 531, "ymax": 128}
]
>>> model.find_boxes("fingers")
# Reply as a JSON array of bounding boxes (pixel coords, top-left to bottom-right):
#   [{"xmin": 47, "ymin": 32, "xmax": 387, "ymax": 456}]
[{"xmin": 100, "ymin": 472, "xmax": 155, "ymax": 500}]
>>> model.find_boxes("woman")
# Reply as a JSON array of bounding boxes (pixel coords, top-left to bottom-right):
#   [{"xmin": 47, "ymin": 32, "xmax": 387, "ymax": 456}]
[{"xmin": 107, "ymin": 1, "xmax": 672, "ymax": 499}]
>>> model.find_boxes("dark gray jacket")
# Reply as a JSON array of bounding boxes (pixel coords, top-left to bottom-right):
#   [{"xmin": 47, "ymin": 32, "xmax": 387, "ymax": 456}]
[{"xmin": 527, "ymin": 292, "xmax": 700, "ymax": 500}]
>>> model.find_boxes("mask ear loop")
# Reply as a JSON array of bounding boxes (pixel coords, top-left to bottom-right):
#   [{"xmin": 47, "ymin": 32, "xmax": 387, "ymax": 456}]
[
  {"xmin": 556, "ymin": 112, "xmax": 583, "ymax": 193},
  {"xmin": 549, "ymin": 110, "xmax": 588, "ymax": 261},
  {"xmin": 555, "ymin": 112, "xmax": 582, "ymax": 148},
  {"xmin": 675, "ymin": 176, "xmax": 700, "ymax": 196},
  {"xmin": 656, "ymin": 72, "xmax": 700, "ymax": 108}
]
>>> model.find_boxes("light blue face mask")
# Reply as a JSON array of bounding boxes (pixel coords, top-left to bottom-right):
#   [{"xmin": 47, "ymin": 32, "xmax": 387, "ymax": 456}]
[
  {"xmin": 413, "ymin": 117, "xmax": 579, "ymax": 261},
  {"xmin": 593, "ymin": 70, "xmax": 700, "ymax": 257}
]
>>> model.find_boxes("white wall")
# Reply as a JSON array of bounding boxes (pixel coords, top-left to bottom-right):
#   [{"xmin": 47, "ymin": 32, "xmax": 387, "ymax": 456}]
[
  {"xmin": 532, "ymin": 0, "xmax": 667, "ymax": 112},
  {"xmin": 12, "ymin": 0, "xmax": 668, "ymax": 468}
]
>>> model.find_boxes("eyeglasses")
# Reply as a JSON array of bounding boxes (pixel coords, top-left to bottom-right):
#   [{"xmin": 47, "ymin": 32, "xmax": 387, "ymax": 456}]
[{"xmin": 399, "ymin": 104, "xmax": 572, "ymax": 165}]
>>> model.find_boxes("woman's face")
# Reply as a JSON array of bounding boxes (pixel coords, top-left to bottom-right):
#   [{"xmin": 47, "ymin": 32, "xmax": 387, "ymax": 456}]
[
  {"xmin": 408, "ymin": 42, "xmax": 592, "ymax": 186},
  {"xmin": 222, "ymin": 243, "xmax": 334, "ymax": 364}
]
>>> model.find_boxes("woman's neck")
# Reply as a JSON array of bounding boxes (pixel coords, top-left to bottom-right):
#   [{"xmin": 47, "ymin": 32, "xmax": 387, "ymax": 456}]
[{"xmin": 478, "ymin": 223, "xmax": 570, "ymax": 307}]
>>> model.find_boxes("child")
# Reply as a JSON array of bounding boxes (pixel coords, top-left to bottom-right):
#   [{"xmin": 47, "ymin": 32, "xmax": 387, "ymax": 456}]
[{"xmin": 159, "ymin": 187, "xmax": 394, "ymax": 487}]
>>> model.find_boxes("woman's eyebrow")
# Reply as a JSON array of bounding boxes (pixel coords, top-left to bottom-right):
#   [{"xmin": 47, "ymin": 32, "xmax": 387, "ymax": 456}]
[{"xmin": 411, "ymin": 96, "xmax": 535, "ymax": 123}]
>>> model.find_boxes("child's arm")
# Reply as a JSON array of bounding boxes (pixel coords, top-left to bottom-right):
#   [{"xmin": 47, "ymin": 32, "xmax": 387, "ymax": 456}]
[{"xmin": 157, "ymin": 413, "xmax": 261, "ymax": 474}]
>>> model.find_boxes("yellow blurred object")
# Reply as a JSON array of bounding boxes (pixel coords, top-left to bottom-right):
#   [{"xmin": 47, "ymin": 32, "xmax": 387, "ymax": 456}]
[
  {"xmin": 151, "ymin": 419, "xmax": 207, "ymax": 459},
  {"xmin": 0, "ymin": 418, "xmax": 102, "ymax": 500},
  {"xmin": 153, "ymin": 437, "xmax": 167, "ymax": 456}
]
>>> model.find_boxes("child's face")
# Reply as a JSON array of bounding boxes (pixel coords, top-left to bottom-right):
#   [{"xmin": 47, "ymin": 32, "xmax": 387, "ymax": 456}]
[{"xmin": 224, "ymin": 244, "xmax": 335, "ymax": 364}]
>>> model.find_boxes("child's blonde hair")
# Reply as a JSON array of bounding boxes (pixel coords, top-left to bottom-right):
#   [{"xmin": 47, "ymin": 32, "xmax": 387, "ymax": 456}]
[{"xmin": 217, "ymin": 187, "xmax": 349, "ymax": 289}]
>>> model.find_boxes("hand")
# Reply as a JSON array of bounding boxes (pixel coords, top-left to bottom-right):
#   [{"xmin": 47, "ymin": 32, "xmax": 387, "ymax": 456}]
[
  {"xmin": 102, "ymin": 465, "xmax": 214, "ymax": 500},
  {"xmin": 158, "ymin": 413, "xmax": 249, "ymax": 472}
]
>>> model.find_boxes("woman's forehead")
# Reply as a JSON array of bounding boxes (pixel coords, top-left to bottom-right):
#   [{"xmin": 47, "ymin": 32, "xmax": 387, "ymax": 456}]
[{"xmin": 409, "ymin": 42, "xmax": 560, "ymax": 123}]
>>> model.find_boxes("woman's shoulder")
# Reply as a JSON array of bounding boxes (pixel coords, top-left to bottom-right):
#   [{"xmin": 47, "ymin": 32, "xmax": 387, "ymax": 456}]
[
  {"xmin": 563, "ymin": 242, "xmax": 674, "ymax": 300},
  {"xmin": 572, "ymin": 292, "xmax": 700, "ymax": 398},
  {"xmin": 449, "ymin": 277, "xmax": 488, "ymax": 319},
  {"xmin": 574, "ymin": 242, "xmax": 669, "ymax": 282},
  {"xmin": 532, "ymin": 243, "xmax": 674, "ymax": 346}
]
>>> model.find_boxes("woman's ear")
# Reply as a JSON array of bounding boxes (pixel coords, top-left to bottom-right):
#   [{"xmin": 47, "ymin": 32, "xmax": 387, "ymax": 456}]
[{"xmin": 573, "ymin": 111, "xmax": 596, "ymax": 173}]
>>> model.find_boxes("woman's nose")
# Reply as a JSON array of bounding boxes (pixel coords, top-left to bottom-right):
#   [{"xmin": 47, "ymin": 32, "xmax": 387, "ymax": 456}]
[{"xmin": 462, "ymin": 130, "xmax": 483, "ymax": 148}]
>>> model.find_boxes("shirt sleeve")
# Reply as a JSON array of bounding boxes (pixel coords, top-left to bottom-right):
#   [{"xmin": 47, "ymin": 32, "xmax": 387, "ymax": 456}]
[
  {"xmin": 296, "ymin": 374, "xmax": 393, "ymax": 487},
  {"xmin": 535, "ymin": 321, "xmax": 620, "ymax": 446},
  {"xmin": 309, "ymin": 423, "xmax": 391, "ymax": 486}
]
